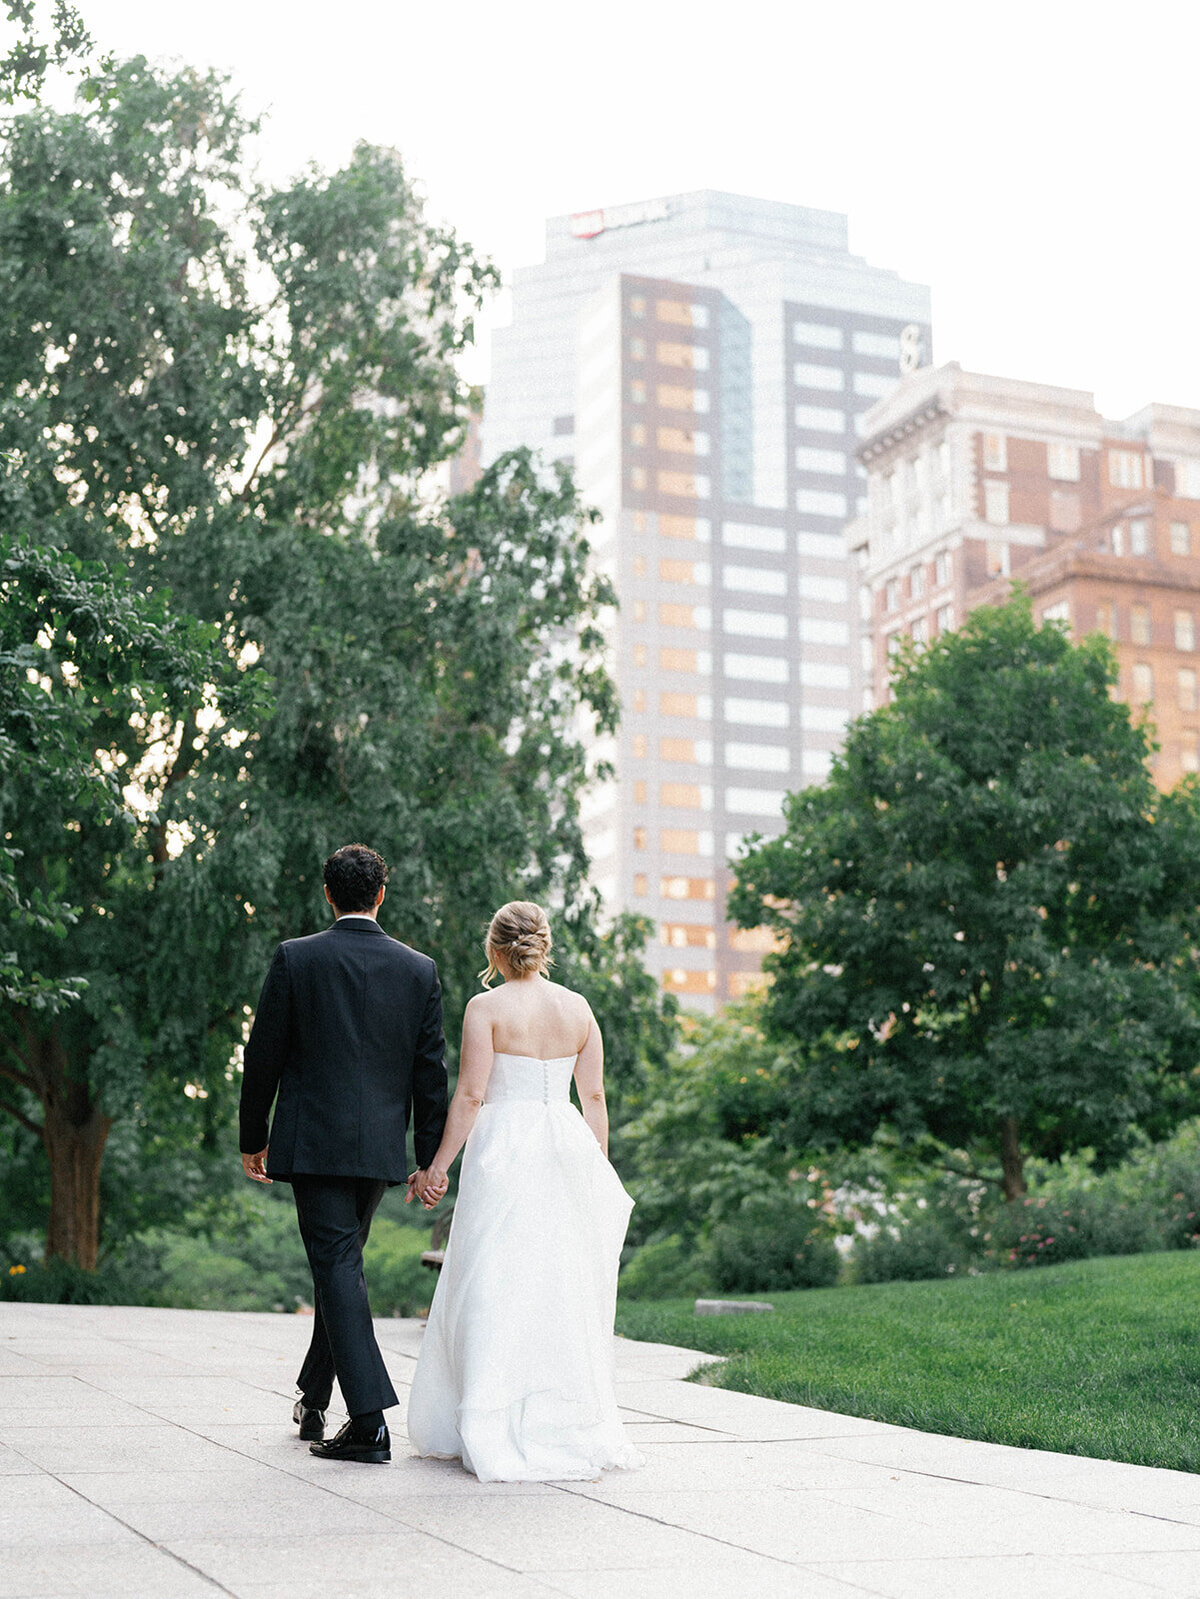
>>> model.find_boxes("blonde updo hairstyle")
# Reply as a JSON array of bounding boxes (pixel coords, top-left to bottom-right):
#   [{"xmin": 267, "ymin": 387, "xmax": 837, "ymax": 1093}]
[{"xmin": 480, "ymin": 900, "xmax": 554, "ymax": 987}]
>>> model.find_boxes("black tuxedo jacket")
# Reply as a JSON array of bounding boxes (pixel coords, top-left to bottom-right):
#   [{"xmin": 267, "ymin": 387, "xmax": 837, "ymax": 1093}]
[{"xmin": 239, "ymin": 918, "xmax": 448, "ymax": 1182}]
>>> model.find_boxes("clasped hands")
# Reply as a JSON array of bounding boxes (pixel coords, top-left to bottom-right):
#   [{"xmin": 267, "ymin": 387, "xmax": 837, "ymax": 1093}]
[{"xmin": 405, "ymin": 1167, "xmax": 448, "ymax": 1209}]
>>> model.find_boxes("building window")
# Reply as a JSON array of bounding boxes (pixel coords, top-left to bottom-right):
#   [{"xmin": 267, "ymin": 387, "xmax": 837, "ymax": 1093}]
[
  {"xmin": 632, "ymin": 826, "xmax": 647, "ymax": 850},
  {"xmin": 724, "ymin": 696, "xmax": 789, "ymax": 728},
  {"xmin": 795, "ymin": 446, "xmax": 848, "ymax": 474},
  {"xmin": 629, "ymin": 380, "xmax": 647, "ymax": 404},
  {"xmin": 1095, "ymin": 601, "xmax": 1116, "ymax": 638},
  {"xmin": 660, "ymin": 691, "xmax": 701, "ymax": 718},
  {"xmin": 1130, "ymin": 519, "xmax": 1150, "ymax": 556},
  {"xmin": 911, "ymin": 616, "xmax": 928, "ymax": 644},
  {"xmin": 1176, "ymin": 610, "xmax": 1196, "ymax": 651},
  {"xmin": 725, "ymin": 788, "xmax": 788, "ymax": 817},
  {"xmin": 660, "ymin": 922, "xmax": 717, "ymax": 950},
  {"xmin": 629, "ymin": 295, "xmax": 646, "ymax": 319},
  {"xmin": 632, "ymin": 510, "xmax": 648, "ymax": 533},
  {"xmin": 1047, "ymin": 441, "xmax": 1081, "ymax": 481},
  {"xmin": 1111, "ymin": 524, "xmax": 1126, "ymax": 556},
  {"xmin": 795, "ymin": 404, "xmax": 845, "ymax": 432},
  {"xmin": 936, "ymin": 604, "xmax": 954, "ymax": 633},
  {"xmin": 632, "ymin": 873, "xmax": 647, "ymax": 896},
  {"xmin": 723, "ymin": 564, "xmax": 786, "ymax": 597},
  {"xmin": 1131, "ymin": 604, "xmax": 1152, "ymax": 646},
  {"xmin": 629, "ymin": 422, "xmax": 647, "ymax": 447},
  {"xmin": 632, "ymin": 733, "xmax": 647, "ymax": 758},
  {"xmin": 660, "ymin": 876, "xmax": 716, "ymax": 901},
  {"xmin": 852, "ymin": 329, "xmax": 901, "ymax": 360},
  {"xmin": 793, "ymin": 321, "xmax": 843, "ymax": 349},
  {"xmin": 632, "ymin": 688, "xmax": 646, "ymax": 713},
  {"xmin": 1050, "ymin": 490, "xmax": 1081, "ymax": 533},
  {"xmin": 630, "ymin": 467, "xmax": 647, "ymax": 492},
  {"xmin": 723, "ymin": 652, "xmax": 788, "ymax": 683},
  {"xmin": 1132, "ymin": 662, "xmax": 1155, "ymax": 703},
  {"xmin": 795, "ymin": 488, "xmax": 848, "ymax": 517},
  {"xmin": 983, "ymin": 432, "xmax": 1007, "ymax": 472},
  {"xmin": 986, "ymin": 540, "xmax": 1009, "ymax": 577},
  {"xmin": 632, "ymin": 555, "xmax": 647, "ymax": 578},
  {"xmin": 1175, "ymin": 460, "xmax": 1200, "ymax": 499},
  {"xmin": 1109, "ymin": 450, "xmax": 1144, "ymax": 489},
  {"xmin": 723, "ymin": 608, "xmax": 787, "ymax": 640},
  {"xmin": 659, "ymin": 646, "xmax": 700, "ymax": 673},
  {"xmin": 934, "ymin": 550, "xmax": 952, "ymax": 587},
  {"xmin": 886, "ymin": 631, "xmax": 903, "ymax": 658},
  {"xmin": 1182, "ymin": 732, "xmax": 1200, "ymax": 773},
  {"xmin": 725, "ymin": 742, "xmax": 789, "ymax": 773},
  {"xmin": 630, "ymin": 337, "xmax": 647, "ymax": 361},
  {"xmin": 658, "ymin": 426, "xmax": 710, "ymax": 455},
  {"xmin": 658, "ymin": 470, "xmax": 710, "ymax": 499},
  {"xmin": 1178, "ymin": 669, "xmax": 1198, "ymax": 712},
  {"xmin": 984, "ymin": 481, "xmax": 1010, "ymax": 524},
  {"xmin": 854, "ymin": 370, "xmax": 895, "ymax": 399},
  {"xmin": 632, "ymin": 643, "xmax": 647, "ymax": 667},
  {"xmin": 632, "ymin": 599, "xmax": 647, "ymax": 624},
  {"xmin": 657, "ymin": 341, "xmax": 709, "ymax": 371},
  {"xmin": 660, "ymin": 831, "xmax": 701, "ymax": 855},
  {"xmin": 909, "ymin": 564, "xmax": 925, "ymax": 598},
  {"xmin": 660, "ymin": 602, "xmax": 710, "ymax": 629},
  {"xmin": 657, "ymin": 298, "xmax": 706, "ymax": 327},
  {"xmin": 1171, "ymin": 521, "xmax": 1192, "ymax": 556},
  {"xmin": 660, "ymin": 783, "xmax": 709, "ymax": 810},
  {"xmin": 794, "ymin": 362, "xmax": 844, "ymax": 391},
  {"xmin": 660, "ymin": 737, "xmax": 700, "ymax": 763},
  {"xmin": 633, "ymin": 779, "xmax": 647, "ymax": 804}
]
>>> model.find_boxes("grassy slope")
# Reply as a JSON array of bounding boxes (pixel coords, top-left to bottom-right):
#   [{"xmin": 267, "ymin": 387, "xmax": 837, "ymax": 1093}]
[{"xmin": 616, "ymin": 1251, "xmax": 1200, "ymax": 1472}]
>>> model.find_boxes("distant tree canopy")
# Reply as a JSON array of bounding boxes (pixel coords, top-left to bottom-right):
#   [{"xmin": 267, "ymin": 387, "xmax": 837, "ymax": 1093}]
[
  {"xmin": 729, "ymin": 597, "xmax": 1200, "ymax": 1200},
  {"xmin": 0, "ymin": 55, "xmax": 659, "ymax": 1269}
]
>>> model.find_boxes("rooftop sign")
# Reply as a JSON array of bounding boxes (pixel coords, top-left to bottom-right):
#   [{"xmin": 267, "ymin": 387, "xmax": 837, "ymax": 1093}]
[{"xmin": 570, "ymin": 198, "xmax": 671, "ymax": 240}]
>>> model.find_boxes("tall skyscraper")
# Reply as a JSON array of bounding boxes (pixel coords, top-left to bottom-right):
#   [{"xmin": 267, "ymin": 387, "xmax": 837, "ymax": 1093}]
[
  {"xmin": 850, "ymin": 363, "xmax": 1200, "ymax": 790},
  {"xmin": 483, "ymin": 192, "xmax": 932, "ymax": 1009}
]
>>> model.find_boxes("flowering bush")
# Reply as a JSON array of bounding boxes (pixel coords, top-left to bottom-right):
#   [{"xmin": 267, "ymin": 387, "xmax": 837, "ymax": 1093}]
[{"xmin": 985, "ymin": 1191, "xmax": 1159, "ymax": 1269}]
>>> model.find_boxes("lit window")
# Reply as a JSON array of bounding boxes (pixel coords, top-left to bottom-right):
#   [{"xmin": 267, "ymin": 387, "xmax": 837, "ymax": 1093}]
[
  {"xmin": 658, "ymin": 383, "xmax": 701, "ymax": 411},
  {"xmin": 1047, "ymin": 441, "xmax": 1081, "ymax": 481},
  {"xmin": 984, "ymin": 481, "xmax": 1010, "ymax": 524},
  {"xmin": 1171, "ymin": 521, "xmax": 1192, "ymax": 556},
  {"xmin": 660, "ymin": 737, "xmax": 700, "ymax": 763},
  {"xmin": 660, "ymin": 692, "xmax": 704, "ymax": 718},
  {"xmin": 657, "ymin": 298, "xmax": 702, "ymax": 326},
  {"xmin": 729, "ymin": 926, "xmax": 779, "ymax": 954},
  {"xmin": 633, "ymin": 873, "xmax": 647, "ymax": 896},
  {"xmin": 629, "ymin": 423, "xmax": 647, "ymax": 447},
  {"xmin": 1178, "ymin": 669, "xmax": 1198, "ymax": 712},
  {"xmin": 660, "ymin": 602, "xmax": 709, "ymax": 629},
  {"xmin": 659, "ymin": 922, "xmax": 717, "ymax": 950},
  {"xmin": 658, "ymin": 426, "xmax": 710, "ymax": 455},
  {"xmin": 633, "ymin": 780, "xmax": 647, "ymax": 805},
  {"xmin": 909, "ymin": 564, "xmax": 925, "ymax": 598},
  {"xmin": 986, "ymin": 540, "xmax": 1009, "ymax": 577},
  {"xmin": 1095, "ymin": 602, "xmax": 1116, "ymax": 638},
  {"xmin": 1131, "ymin": 604, "xmax": 1152, "ymax": 646},
  {"xmin": 633, "ymin": 826, "xmax": 647, "ymax": 850},
  {"xmin": 983, "ymin": 433, "xmax": 1007, "ymax": 472},
  {"xmin": 1132, "ymin": 662, "xmax": 1154, "ymax": 703},
  {"xmin": 660, "ymin": 783, "xmax": 710, "ymax": 810},
  {"xmin": 658, "ymin": 470, "xmax": 710, "ymax": 499},
  {"xmin": 660, "ymin": 558, "xmax": 700, "ymax": 584},
  {"xmin": 1176, "ymin": 610, "xmax": 1196, "ymax": 651},
  {"xmin": 1109, "ymin": 450, "xmax": 1144, "ymax": 489},
  {"xmin": 630, "ymin": 467, "xmax": 647, "ymax": 491},
  {"xmin": 657, "ymin": 341, "xmax": 709, "ymax": 371},
  {"xmin": 660, "ymin": 514, "xmax": 709, "ymax": 542},
  {"xmin": 664, "ymin": 969, "xmax": 718, "ymax": 995},
  {"xmin": 934, "ymin": 550, "xmax": 952, "ymax": 587},
  {"xmin": 660, "ymin": 831, "xmax": 700, "ymax": 855},
  {"xmin": 660, "ymin": 647, "xmax": 700, "ymax": 672},
  {"xmin": 660, "ymin": 876, "xmax": 715, "ymax": 901},
  {"xmin": 1130, "ymin": 519, "xmax": 1150, "ymax": 556}
]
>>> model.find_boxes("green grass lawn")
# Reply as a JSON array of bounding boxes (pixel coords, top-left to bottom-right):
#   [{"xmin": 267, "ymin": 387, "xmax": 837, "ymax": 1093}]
[{"xmin": 616, "ymin": 1251, "xmax": 1200, "ymax": 1472}]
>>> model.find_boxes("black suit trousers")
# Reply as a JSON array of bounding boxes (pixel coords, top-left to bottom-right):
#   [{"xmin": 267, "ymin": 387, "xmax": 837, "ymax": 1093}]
[{"xmin": 292, "ymin": 1176, "xmax": 399, "ymax": 1418}]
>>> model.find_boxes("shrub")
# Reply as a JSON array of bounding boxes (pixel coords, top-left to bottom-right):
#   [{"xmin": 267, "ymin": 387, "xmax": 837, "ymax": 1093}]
[
  {"xmin": 854, "ymin": 1217, "xmax": 967, "ymax": 1283},
  {"xmin": 154, "ymin": 1236, "xmax": 289, "ymax": 1311},
  {"xmin": 986, "ymin": 1190, "xmax": 1160, "ymax": 1269},
  {"xmin": 709, "ymin": 1190, "xmax": 840, "ymax": 1293},
  {"xmin": 363, "ymin": 1217, "xmax": 435, "ymax": 1317},
  {"xmin": 619, "ymin": 1235, "xmax": 712, "ymax": 1300}
]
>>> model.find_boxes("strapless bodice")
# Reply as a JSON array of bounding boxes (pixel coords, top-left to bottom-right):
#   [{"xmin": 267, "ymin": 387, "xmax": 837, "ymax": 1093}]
[{"xmin": 485, "ymin": 1052, "xmax": 576, "ymax": 1105}]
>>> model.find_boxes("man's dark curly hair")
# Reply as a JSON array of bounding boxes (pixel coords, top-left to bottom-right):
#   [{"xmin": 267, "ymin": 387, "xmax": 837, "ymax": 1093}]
[{"xmin": 323, "ymin": 844, "xmax": 388, "ymax": 914}]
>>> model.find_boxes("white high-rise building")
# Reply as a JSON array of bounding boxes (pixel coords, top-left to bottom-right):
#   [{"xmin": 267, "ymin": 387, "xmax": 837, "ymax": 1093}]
[{"xmin": 483, "ymin": 192, "xmax": 932, "ymax": 1008}]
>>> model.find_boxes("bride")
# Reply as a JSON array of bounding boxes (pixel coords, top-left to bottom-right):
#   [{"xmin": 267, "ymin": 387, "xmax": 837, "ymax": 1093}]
[{"xmin": 406, "ymin": 901, "xmax": 644, "ymax": 1483}]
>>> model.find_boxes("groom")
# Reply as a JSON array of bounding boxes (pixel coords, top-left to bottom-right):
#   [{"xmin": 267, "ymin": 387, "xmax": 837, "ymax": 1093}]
[{"xmin": 239, "ymin": 843, "xmax": 448, "ymax": 1464}]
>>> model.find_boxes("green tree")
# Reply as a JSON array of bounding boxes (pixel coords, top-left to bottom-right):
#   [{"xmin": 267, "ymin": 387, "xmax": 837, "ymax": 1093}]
[
  {"xmin": 729, "ymin": 596, "xmax": 1200, "ymax": 1200},
  {"xmin": 0, "ymin": 57, "xmax": 617, "ymax": 1266}
]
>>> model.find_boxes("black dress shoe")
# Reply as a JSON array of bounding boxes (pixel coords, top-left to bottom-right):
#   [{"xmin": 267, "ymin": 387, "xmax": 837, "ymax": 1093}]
[
  {"xmin": 292, "ymin": 1399, "xmax": 326, "ymax": 1442},
  {"xmin": 309, "ymin": 1417, "xmax": 390, "ymax": 1464}
]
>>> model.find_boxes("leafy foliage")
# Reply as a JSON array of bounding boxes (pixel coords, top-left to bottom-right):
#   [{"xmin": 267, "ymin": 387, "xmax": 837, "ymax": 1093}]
[{"xmin": 730, "ymin": 596, "xmax": 1200, "ymax": 1197}]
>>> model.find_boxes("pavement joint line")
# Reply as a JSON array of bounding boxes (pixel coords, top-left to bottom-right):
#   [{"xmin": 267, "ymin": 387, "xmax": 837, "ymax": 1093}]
[{"xmin": 0, "ymin": 1434, "xmax": 241, "ymax": 1597}]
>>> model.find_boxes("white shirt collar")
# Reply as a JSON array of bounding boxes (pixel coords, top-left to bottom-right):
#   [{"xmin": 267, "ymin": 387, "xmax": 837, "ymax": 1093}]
[{"xmin": 335, "ymin": 913, "xmax": 379, "ymax": 924}]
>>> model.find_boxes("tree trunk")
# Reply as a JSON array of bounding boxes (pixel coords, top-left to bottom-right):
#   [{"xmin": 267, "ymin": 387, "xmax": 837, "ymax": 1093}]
[
  {"xmin": 999, "ymin": 1115, "xmax": 1026, "ymax": 1202},
  {"xmin": 32, "ymin": 1026, "xmax": 112, "ymax": 1271}
]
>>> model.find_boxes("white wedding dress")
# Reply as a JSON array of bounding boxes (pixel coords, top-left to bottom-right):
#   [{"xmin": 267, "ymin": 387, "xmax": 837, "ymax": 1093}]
[{"xmin": 406, "ymin": 1052, "xmax": 644, "ymax": 1482}]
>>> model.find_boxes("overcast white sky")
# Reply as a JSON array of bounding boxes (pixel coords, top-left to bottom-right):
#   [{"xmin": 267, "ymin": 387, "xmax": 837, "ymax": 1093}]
[{"xmin": 25, "ymin": 0, "xmax": 1200, "ymax": 416}]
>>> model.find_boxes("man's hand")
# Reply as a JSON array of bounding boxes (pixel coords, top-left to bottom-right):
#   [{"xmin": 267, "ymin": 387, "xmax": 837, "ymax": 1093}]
[
  {"xmin": 242, "ymin": 1147, "xmax": 271, "ymax": 1184},
  {"xmin": 405, "ymin": 1167, "xmax": 448, "ymax": 1209}
]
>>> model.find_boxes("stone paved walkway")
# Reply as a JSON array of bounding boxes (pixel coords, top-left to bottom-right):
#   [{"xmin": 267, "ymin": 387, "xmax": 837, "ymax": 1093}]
[{"xmin": 3, "ymin": 1302, "xmax": 1200, "ymax": 1597}]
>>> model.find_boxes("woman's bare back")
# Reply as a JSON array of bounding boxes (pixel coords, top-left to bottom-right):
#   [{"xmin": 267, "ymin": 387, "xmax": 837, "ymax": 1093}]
[{"xmin": 476, "ymin": 975, "xmax": 592, "ymax": 1060}]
